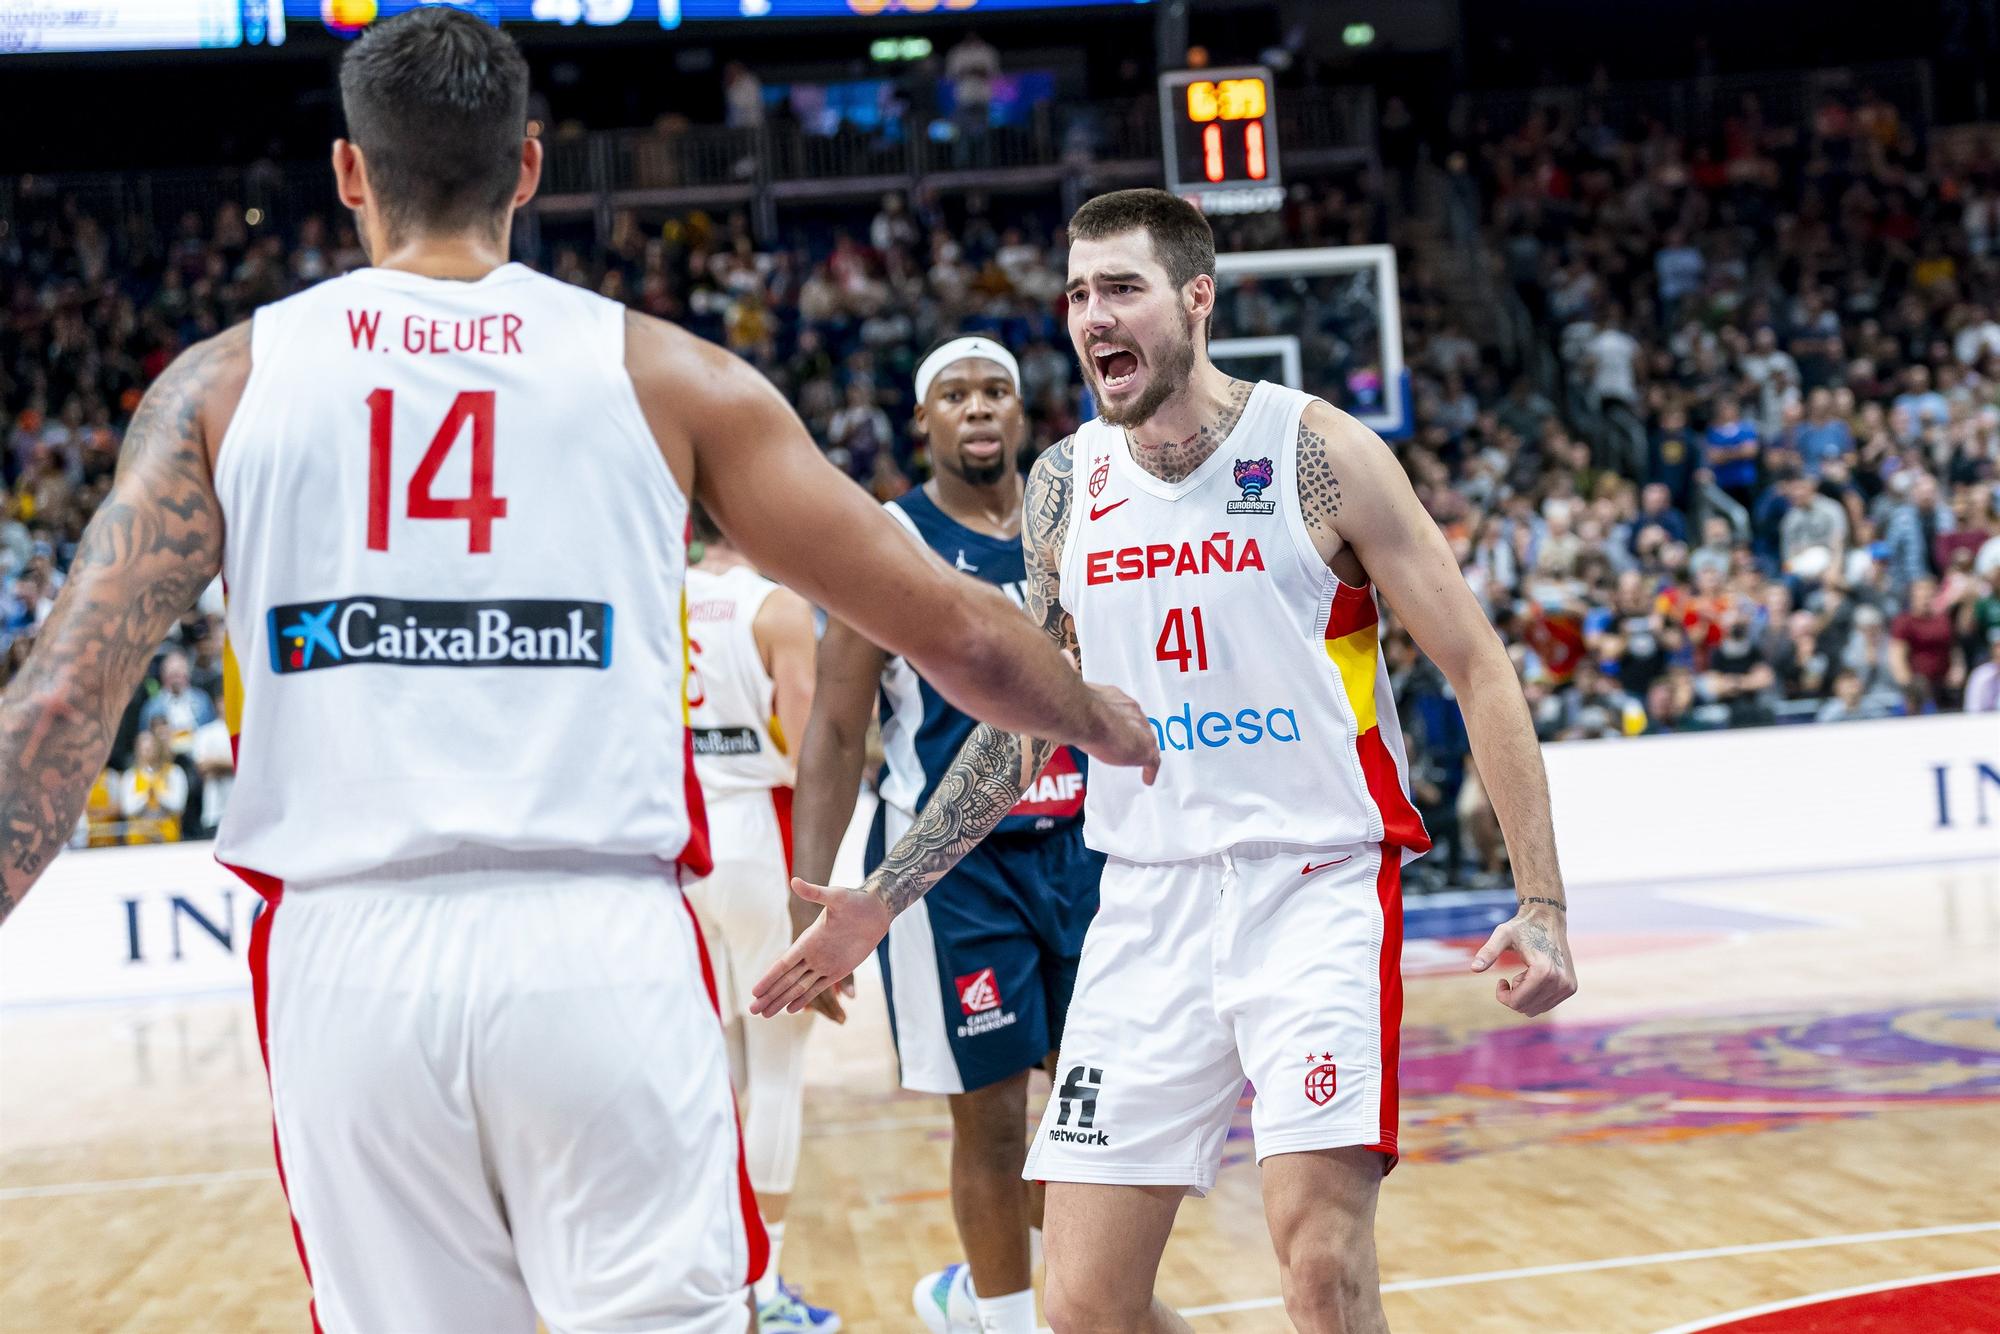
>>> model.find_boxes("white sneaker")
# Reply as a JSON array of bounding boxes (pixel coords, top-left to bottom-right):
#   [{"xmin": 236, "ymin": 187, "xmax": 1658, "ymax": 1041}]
[
  {"xmin": 912, "ymin": 1262, "xmax": 980, "ymax": 1334},
  {"xmin": 758, "ymin": 1277, "xmax": 842, "ymax": 1333}
]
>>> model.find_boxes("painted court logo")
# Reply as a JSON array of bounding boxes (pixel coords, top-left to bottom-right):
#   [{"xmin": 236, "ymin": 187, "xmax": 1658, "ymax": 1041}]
[
  {"xmin": 1228, "ymin": 457, "xmax": 1277, "ymax": 515},
  {"xmin": 269, "ymin": 596, "xmax": 613, "ymax": 673}
]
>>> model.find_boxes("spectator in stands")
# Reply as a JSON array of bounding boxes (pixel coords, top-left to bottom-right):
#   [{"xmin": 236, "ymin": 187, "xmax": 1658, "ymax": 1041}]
[
  {"xmin": 1704, "ymin": 395, "xmax": 1761, "ymax": 508},
  {"xmin": 1633, "ymin": 482, "xmax": 1689, "ymax": 551},
  {"xmin": 723, "ymin": 63, "xmax": 764, "ymax": 131},
  {"xmin": 138, "ymin": 649, "xmax": 216, "ymax": 759},
  {"xmin": 1792, "ymin": 388, "xmax": 1855, "ymax": 476},
  {"xmin": 1585, "ymin": 308, "xmax": 1643, "ymax": 409},
  {"xmin": 1883, "ymin": 473, "xmax": 1953, "ymax": 594},
  {"xmin": 1892, "ymin": 365, "xmax": 1950, "ymax": 431},
  {"xmin": 945, "ymin": 30, "xmax": 999, "ymax": 161},
  {"xmin": 1890, "ymin": 577, "xmax": 1962, "ymax": 706},
  {"xmin": 1778, "ymin": 474, "xmax": 1849, "ymax": 578},
  {"xmin": 192, "ymin": 716, "xmax": 235, "ymax": 838},
  {"xmin": 1817, "ymin": 668, "xmax": 1892, "ymax": 723},
  {"xmin": 119, "ymin": 729, "xmax": 186, "ymax": 844},
  {"xmin": 826, "ymin": 378, "xmax": 894, "ymax": 481},
  {"xmin": 1964, "ymin": 633, "xmax": 2000, "ymax": 712}
]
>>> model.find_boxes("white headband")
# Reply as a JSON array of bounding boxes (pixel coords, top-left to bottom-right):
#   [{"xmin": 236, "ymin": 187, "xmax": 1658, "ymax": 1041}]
[{"xmin": 914, "ymin": 337, "xmax": 1021, "ymax": 403}]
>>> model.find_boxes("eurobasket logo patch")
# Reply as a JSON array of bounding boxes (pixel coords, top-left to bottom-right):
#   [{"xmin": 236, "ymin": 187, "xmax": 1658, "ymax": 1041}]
[
  {"xmin": 268, "ymin": 597, "xmax": 613, "ymax": 674},
  {"xmin": 1228, "ymin": 457, "xmax": 1277, "ymax": 515}
]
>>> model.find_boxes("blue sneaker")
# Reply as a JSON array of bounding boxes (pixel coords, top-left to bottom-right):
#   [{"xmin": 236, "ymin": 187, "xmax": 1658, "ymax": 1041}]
[
  {"xmin": 913, "ymin": 1263, "xmax": 979, "ymax": 1334},
  {"xmin": 758, "ymin": 1277, "xmax": 841, "ymax": 1333}
]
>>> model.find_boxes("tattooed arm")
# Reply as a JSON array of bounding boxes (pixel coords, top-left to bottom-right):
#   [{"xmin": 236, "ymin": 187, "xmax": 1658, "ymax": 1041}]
[
  {"xmin": 861, "ymin": 439, "xmax": 1079, "ymax": 918},
  {"xmin": 1301, "ymin": 400, "xmax": 1577, "ymax": 1018},
  {"xmin": 0, "ymin": 326, "xmax": 243, "ymax": 925},
  {"xmin": 751, "ymin": 437, "xmax": 1146, "ymax": 1017}
]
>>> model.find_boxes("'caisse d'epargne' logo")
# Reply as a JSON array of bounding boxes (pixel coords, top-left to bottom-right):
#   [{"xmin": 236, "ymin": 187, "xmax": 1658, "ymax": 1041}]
[{"xmin": 1229, "ymin": 457, "xmax": 1277, "ymax": 515}]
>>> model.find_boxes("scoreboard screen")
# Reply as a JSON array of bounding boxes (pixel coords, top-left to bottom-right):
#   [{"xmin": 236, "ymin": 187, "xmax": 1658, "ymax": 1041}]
[
  {"xmin": 0, "ymin": 0, "xmax": 1151, "ymax": 54},
  {"xmin": 1157, "ymin": 66, "xmax": 1283, "ymax": 216}
]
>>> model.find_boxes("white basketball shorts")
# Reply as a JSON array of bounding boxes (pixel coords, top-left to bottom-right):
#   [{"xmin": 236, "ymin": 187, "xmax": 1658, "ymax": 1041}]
[
  {"xmin": 684, "ymin": 787, "xmax": 795, "ymax": 1023},
  {"xmin": 244, "ymin": 849, "xmax": 765, "ymax": 1334},
  {"xmin": 1024, "ymin": 841, "xmax": 1404, "ymax": 1196}
]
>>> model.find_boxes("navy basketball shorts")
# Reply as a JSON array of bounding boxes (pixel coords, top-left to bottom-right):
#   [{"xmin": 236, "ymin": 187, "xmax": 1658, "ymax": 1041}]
[{"xmin": 871, "ymin": 804, "xmax": 1103, "ymax": 1095}]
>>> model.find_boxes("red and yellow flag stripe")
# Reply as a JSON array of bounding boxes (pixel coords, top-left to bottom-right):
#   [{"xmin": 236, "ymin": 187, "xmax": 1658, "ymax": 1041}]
[{"xmin": 1324, "ymin": 583, "xmax": 1431, "ymax": 854}]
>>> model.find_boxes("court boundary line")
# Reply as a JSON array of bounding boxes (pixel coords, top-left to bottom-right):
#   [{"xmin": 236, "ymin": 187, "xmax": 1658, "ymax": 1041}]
[
  {"xmin": 1174, "ymin": 1220, "xmax": 2000, "ymax": 1318},
  {"xmin": 1645, "ymin": 1263, "xmax": 2000, "ymax": 1334},
  {"xmin": 0, "ymin": 1168, "xmax": 272, "ymax": 1201},
  {"xmin": 1568, "ymin": 848, "xmax": 2000, "ymax": 894}
]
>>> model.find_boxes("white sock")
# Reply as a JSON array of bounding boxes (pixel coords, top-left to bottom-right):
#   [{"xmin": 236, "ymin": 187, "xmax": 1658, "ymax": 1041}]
[
  {"xmin": 970, "ymin": 1284, "xmax": 1035, "ymax": 1334},
  {"xmin": 754, "ymin": 1222, "xmax": 784, "ymax": 1304},
  {"xmin": 1030, "ymin": 1225, "xmax": 1044, "ymax": 1271}
]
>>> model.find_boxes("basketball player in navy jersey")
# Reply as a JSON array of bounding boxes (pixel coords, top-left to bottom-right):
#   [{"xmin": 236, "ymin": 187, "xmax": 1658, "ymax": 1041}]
[
  {"xmin": 0, "ymin": 15, "xmax": 1157, "ymax": 1332},
  {"xmin": 760, "ymin": 190, "xmax": 1577, "ymax": 1333},
  {"xmin": 791, "ymin": 337, "xmax": 1100, "ymax": 1334}
]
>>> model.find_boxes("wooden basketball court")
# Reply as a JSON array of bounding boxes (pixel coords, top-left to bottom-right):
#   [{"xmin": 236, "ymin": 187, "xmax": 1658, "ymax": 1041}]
[{"xmin": 2, "ymin": 859, "xmax": 1995, "ymax": 1332}]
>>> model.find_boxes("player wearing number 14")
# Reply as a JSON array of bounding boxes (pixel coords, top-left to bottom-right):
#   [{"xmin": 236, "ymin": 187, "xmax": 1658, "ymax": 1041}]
[
  {"xmin": 756, "ymin": 189, "xmax": 1579, "ymax": 1333},
  {"xmin": 0, "ymin": 11, "xmax": 1162, "ymax": 1334}
]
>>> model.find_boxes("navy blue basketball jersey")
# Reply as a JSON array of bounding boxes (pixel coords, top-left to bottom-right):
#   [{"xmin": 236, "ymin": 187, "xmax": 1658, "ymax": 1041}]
[{"xmin": 877, "ymin": 487, "xmax": 1087, "ymax": 837}]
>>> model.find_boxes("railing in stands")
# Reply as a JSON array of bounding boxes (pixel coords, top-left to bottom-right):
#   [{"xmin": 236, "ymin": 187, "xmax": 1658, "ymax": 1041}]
[
  {"xmin": 3, "ymin": 86, "xmax": 1373, "ymax": 244},
  {"xmin": 1466, "ymin": 59, "xmax": 1934, "ymax": 141}
]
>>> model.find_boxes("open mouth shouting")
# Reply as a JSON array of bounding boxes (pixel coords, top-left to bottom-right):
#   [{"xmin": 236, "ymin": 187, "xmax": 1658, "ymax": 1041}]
[{"xmin": 1091, "ymin": 342, "xmax": 1142, "ymax": 396}]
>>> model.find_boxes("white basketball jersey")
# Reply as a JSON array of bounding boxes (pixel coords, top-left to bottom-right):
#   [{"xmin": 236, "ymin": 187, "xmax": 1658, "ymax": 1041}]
[
  {"xmin": 212, "ymin": 263, "xmax": 709, "ymax": 884},
  {"xmin": 1060, "ymin": 382, "xmax": 1430, "ymax": 863},
  {"xmin": 686, "ymin": 564, "xmax": 794, "ymax": 798}
]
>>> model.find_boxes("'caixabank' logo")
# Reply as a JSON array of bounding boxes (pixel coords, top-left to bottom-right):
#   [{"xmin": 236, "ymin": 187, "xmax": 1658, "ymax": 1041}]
[{"xmin": 268, "ymin": 596, "xmax": 613, "ymax": 673}]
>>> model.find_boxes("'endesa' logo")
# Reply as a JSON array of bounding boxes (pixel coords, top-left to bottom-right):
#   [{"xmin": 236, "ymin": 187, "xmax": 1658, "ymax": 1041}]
[{"xmin": 1146, "ymin": 702, "xmax": 1302, "ymax": 752}]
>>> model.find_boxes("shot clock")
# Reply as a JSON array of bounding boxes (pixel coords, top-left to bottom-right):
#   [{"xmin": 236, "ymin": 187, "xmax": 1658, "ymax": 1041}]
[{"xmin": 1158, "ymin": 66, "xmax": 1284, "ymax": 215}]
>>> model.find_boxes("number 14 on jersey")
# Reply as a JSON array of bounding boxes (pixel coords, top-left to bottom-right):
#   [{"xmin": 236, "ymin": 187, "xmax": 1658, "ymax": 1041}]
[{"xmin": 365, "ymin": 388, "xmax": 509, "ymax": 554}]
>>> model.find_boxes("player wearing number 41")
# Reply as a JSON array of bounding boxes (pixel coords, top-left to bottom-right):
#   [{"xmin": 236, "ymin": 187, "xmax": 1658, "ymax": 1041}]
[
  {"xmin": 755, "ymin": 188, "xmax": 1578, "ymax": 1334},
  {"xmin": 0, "ymin": 11, "xmax": 1160, "ymax": 1334},
  {"xmin": 790, "ymin": 334, "xmax": 1108, "ymax": 1334}
]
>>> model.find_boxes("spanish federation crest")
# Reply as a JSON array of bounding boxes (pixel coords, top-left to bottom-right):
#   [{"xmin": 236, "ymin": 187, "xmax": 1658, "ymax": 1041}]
[{"xmin": 1228, "ymin": 457, "xmax": 1277, "ymax": 515}]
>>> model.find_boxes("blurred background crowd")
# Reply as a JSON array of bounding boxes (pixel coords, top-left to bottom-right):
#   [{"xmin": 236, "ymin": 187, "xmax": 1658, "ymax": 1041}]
[{"xmin": 4, "ymin": 2, "xmax": 1998, "ymax": 874}]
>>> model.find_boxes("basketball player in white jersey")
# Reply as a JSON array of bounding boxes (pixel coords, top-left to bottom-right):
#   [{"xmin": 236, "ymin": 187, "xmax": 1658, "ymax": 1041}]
[
  {"xmin": 0, "ymin": 15, "xmax": 1157, "ymax": 1334},
  {"xmin": 682, "ymin": 512, "xmax": 839, "ymax": 1333},
  {"xmin": 756, "ymin": 189, "xmax": 1578, "ymax": 1333}
]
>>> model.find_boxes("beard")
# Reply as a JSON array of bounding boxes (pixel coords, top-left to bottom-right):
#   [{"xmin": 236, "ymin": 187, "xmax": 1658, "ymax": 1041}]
[
  {"xmin": 950, "ymin": 454, "xmax": 1011, "ymax": 487},
  {"xmin": 1094, "ymin": 320, "xmax": 1198, "ymax": 428}
]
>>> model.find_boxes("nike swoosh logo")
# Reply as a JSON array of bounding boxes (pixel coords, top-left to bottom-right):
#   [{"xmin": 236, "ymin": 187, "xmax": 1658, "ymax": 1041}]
[
  {"xmin": 1088, "ymin": 499, "xmax": 1129, "ymax": 520},
  {"xmin": 1300, "ymin": 856, "xmax": 1353, "ymax": 876}
]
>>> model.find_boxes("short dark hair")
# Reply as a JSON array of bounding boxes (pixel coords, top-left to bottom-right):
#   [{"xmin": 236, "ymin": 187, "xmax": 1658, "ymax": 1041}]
[
  {"xmin": 339, "ymin": 7, "xmax": 529, "ymax": 240},
  {"xmin": 1067, "ymin": 189, "xmax": 1216, "ymax": 291}
]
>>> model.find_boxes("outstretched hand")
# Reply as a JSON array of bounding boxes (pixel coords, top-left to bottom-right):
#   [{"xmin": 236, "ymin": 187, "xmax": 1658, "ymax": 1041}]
[
  {"xmin": 751, "ymin": 878, "xmax": 892, "ymax": 1018},
  {"xmin": 1470, "ymin": 903, "xmax": 1578, "ymax": 1017},
  {"xmin": 1078, "ymin": 683, "xmax": 1161, "ymax": 785}
]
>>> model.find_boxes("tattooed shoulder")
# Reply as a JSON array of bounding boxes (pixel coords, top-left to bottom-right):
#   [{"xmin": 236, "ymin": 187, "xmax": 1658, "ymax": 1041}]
[
  {"xmin": 1023, "ymin": 434, "xmax": 1076, "ymax": 565},
  {"xmin": 1020, "ymin": 436, "xmax": 1079, "ymax": 652},
  {"xmin": 1296, "ymin": 411, "xmax": 1345, "ymax": 544}
]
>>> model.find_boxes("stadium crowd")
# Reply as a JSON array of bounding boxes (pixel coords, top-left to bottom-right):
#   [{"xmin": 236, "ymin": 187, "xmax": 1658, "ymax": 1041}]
[{"xmin": 3, "ymin": 84, "xmax": 1998, "ymax": 865}]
